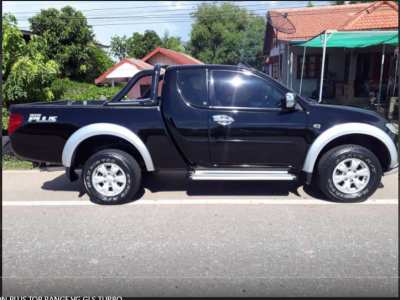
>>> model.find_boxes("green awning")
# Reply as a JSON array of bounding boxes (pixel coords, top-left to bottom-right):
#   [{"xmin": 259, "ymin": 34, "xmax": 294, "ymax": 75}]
[
  {"xmin": 299, "ymin": 31, "xmax": 398, "ymax": 48},
  {"xmin": 384, "ymin": 35, "xmax": 398, "ymax": 46}
]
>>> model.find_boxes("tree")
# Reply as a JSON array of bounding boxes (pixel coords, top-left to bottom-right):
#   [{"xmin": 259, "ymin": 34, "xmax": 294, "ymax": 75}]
[
  {"xmin": 29, "ymin": 6, "xmax": 112, "ymax": 81},
  {"xmin": 110, "ymin": 30, "xmax": 185, "ymax": 60},
  {"xmin": 110, "ymin": 35, "xmax": 129, "ymax": 60},
  {"xmin": 162, "ymin": 31, "xmax": 186, "ymax": 53},
  {"xmin": 3, "ymin": 35, "xmax": 60, "ymax": 105},
  {"xmin": 82, "ymin": 44, "xmax": 114, "ymax": 82},
  {"xmin": 239, "ymin": 16, "xmax": 266, "ymax": 70},
  {"xmin": 2, "ymin": 14, "xmax": 61, "ymax": 106},
  {"xmin": 2, "ymin": 14, "xmax": 26, "ymax": 80},
  {"xmin": 307, "ymin": 1, "xmax": 314, "ymax": 7},
  {"xmin": 126, "ymin": 30, "xmax": 162, "ymax": 58},
  {"xmin": 189, "ymin": 3, "xmax": 265, "ymax": 69}
]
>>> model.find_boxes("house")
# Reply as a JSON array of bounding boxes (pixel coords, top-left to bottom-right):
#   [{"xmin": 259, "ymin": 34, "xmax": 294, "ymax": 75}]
[
  {"xmin": 263, "ymin": 1, "xmax": 398, "ymax": 110},
  {"xmin": 94, "ymin": 58, "xmax": 153, "ymax": 86},
  {"xmin": 95, "ymin": 48, "xmax": 203, "ymax": 86},
  {"xmin": 95, "ymin": 48, "xmax": 203, "ymax": 99},
  {"xmin": 141, "ymin": 47, "xmax": 204, "ymax": 65}
]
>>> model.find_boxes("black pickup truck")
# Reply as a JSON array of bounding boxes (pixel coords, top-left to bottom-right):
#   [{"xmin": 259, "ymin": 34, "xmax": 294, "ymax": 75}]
[{"xmin": 8, "ymin": 64, "xmax": 398, "ymax": 203}]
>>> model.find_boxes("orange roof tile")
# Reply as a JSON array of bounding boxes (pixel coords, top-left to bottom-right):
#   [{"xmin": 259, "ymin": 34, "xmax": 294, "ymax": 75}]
[
  {"xmin": 268, "ymin": 1, "xmax": 398, "ymax": 41},
  {"xmin": 142, "ymin": 47, "xmax": 203, "ymax": 65}
]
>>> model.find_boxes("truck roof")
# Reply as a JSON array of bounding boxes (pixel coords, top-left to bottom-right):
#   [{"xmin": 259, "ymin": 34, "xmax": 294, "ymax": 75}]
[{"xmin": 164, "ymin": 64, "xmax": 253, "ymax": 72}]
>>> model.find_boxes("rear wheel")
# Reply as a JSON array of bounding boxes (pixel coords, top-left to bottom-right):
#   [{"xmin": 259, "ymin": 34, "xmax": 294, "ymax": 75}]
[
  {"xmin": 82, "ymin": 149, "xmax": 142, "ymax": 204},
  {"xmin": 317, "ymin": 144, "xmax": 382, "ymax": 202}
]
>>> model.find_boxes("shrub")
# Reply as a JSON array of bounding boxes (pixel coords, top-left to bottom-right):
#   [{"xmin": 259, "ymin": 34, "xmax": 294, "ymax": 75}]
[
  {"xmin": 3, "ymin": 55, "xmax": 60, "ymax": 105},
  {"xmin": 2, "ymin": 108, "xmax": 9, "ymax": 131},
  {"xmin": 54, "ymin": 79, "xmax": 122, "ymax": 101},
  {"xmin": 2, "ymin": 14, "xmax": 26, "ymax": 81}
]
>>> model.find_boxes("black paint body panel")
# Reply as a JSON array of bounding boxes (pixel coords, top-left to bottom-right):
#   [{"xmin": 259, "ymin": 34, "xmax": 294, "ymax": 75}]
[
  {"xmin": 9, "ymin": 64, "xmax": 392, "ymax": 174},
  {"xmin": 9, "ymin": 104, "xmax": 186, "ymax": 169}
]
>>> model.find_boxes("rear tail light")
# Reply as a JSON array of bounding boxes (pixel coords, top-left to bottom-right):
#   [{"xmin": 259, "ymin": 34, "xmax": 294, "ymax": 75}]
[{"xmin": 8, "ymin": 113, "xmax": 23, "ymax": 136}]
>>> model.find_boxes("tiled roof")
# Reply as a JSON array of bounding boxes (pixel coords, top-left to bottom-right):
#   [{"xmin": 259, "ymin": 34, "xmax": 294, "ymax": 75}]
[
  {"xmin": 125, "ymin": 58, "xmax": 153, "ymax": 69},
  {"xmin": 94, "ymin": 58, "xmax": 152, "ymax": 85},
  {"xmin": 142, "ymin": 47, "xmax": 203, "ymax": 65},
  {"xmin": 268, "ymin": 1, "xmax": 398, "ymax": 41},
  {"xmin": 341, "ymin": 1, "xmax": 398, "ymax": 31}
]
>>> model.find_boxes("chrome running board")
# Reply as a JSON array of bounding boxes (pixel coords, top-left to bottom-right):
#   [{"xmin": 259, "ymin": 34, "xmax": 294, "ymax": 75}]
[{"xmin": 190, "ymin": 169, "xmax": 297, "ymax": 181}]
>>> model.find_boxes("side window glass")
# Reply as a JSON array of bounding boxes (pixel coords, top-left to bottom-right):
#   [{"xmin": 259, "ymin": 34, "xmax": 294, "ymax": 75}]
[
  {"xmin": 211, "ymin": 70, "xmax": 284, "ymax": 109},
  {"xmin": 177, "ymin": 69, "xmax": 207, "ymax": 107}
]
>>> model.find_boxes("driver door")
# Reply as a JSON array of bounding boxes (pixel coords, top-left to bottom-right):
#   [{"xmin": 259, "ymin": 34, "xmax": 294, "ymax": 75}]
[{"xmin": 208, "ymin": 68, "xmax": 308, "ymax": 170}]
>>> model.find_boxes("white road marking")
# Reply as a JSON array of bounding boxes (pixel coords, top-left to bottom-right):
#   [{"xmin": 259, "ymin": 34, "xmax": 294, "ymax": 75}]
[{"xmin": 2, "ymin": 198, "xmax": 398, "ymax": 206}]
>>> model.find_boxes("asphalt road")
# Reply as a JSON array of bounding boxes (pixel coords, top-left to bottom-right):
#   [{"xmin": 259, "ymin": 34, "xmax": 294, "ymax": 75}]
[{"xmin": 2, "ymin": 170, "xmax": 399, "ymax": 297}]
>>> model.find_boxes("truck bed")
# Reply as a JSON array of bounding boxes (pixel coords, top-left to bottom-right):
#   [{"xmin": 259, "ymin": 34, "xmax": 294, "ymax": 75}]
[{"xmin": 9, "ymin": 100, "xmax": 186, "ymax": 169}]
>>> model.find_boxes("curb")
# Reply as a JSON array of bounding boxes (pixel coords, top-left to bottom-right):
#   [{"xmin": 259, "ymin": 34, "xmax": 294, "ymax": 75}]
[{"xmin": 2, "ymin": 168, "xmax": 64, "ymax": 173}]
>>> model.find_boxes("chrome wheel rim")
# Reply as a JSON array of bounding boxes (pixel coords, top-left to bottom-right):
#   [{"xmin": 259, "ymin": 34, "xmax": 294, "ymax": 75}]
[
  {"xmin": 332, "ymin": 158, "xmax": 370, "ymax": 194},
  {"xmin": 92, "ymin": 163, "xmax": 127, "ymax": 197}
]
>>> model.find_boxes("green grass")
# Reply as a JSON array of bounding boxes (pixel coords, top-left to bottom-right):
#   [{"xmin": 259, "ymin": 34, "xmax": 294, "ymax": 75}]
[{"xmin": 2, "ymin": 155, "xmax": 33, "ymax": 170}]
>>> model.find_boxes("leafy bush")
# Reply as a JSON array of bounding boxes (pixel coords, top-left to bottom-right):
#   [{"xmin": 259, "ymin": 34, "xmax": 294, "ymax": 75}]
[
  {"xmin": 2, "ymin": 16, "xmax": 61, "ymax": 106},
  {"xmin": 54, "ymin": 79, "xmax": 122, "ymax": 101},
  {"xmin": 81, "ymin": 44, "xmax": 114, "ymax": 82},
  {"xmin": 2, "ymin": 14, "xmax": 26, "ymax": 80},
  {"xmin": 2, "ymin": 108, "xmax": 9, "ymax": 131},
  {"xmin": 3, "ymin": 54, "xmax": 60, "ymax": 105}
]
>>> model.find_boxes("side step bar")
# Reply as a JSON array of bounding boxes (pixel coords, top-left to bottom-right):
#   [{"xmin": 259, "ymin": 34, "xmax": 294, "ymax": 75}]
[{"xmin": 190, "ymin": 169, "xmax": 297, "ymax": 181}]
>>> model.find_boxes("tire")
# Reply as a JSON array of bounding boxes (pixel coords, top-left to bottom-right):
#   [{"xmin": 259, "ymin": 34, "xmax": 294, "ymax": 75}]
[
  {"xmin": 82, "ymin": 149, "xmax": 142, "ymax": 204},
  {"xmin": 317, "ymin": 144, "xmax": 382, "ymax": 202}
]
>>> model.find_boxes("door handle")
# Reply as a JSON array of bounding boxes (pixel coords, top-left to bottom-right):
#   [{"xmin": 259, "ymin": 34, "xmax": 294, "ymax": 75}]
[{"xmin": 212, "ymin": 114, "xmax": 234, "ymax": 126}]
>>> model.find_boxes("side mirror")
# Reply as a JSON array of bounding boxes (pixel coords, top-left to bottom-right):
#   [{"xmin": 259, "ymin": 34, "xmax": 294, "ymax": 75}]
[{"xmin": 284, "ymin": 92, "xmax": 296, "ymax": 109}]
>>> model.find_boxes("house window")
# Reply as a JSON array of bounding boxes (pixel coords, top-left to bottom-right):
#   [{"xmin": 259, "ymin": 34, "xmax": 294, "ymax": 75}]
[{"xmin": 297, "ymin": 54, "xmax": 327, "ymax": 79}]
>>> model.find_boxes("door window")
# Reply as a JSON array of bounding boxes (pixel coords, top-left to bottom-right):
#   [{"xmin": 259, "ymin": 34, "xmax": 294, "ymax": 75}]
[
  {"xmin": 211, "ymin": 70, "xmax": 284, "ymax": 109},
  {"xmin": 177, "ymin": 69, "xmax": 208, "ymax": 107}
]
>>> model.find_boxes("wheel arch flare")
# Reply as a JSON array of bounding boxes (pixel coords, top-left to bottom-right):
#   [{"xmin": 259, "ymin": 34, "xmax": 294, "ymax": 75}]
[
  {"xmin": 302, "ymin": 122, "xmax": 398, "ymax": 182},
  {"xmin": 62, "ymin": 123, "xmax": 155, "ymax": 172}
]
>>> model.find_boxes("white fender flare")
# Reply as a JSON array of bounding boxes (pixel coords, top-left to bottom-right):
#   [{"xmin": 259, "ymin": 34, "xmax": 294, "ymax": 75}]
[
  {"xmin": 302, "ymin": 122, "xmax": 398, "ymax": 174},
  {"xmin": 62, "ymin": 123, "xmax": 155, "ymax": 171}
]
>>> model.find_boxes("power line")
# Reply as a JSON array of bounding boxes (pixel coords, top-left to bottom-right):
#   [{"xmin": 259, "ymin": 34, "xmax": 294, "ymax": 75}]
[
  {"xmin": 20, "ymin": 9, "xmax": 269, "ymax": 23},
  {"xmin": 8, "ymin": 2, "xmax": 275, "ymax": 15},
  {"xmin": 14, "ymin": 5, "xmax": 274, "ymax": 21},
  {"xmin": 13, "ymin": 4, "xmax": 381, "ymax": 23}
]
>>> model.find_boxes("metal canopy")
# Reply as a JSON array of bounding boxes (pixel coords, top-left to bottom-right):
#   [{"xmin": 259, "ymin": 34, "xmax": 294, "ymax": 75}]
[
  {"xmin": 296, "ymin": 30, "xmax": 398, "ymax": 103},
  {"xmin": 299, "ymin": 31, "xmax": 398, "ymax": 48}
]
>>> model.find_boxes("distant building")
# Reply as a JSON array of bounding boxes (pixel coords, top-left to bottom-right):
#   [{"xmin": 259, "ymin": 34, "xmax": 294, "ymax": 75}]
[
  {"xmin": 94, "ymin": 47, "xmax": 203, "ymax": 101},
  {"xmin": 141, "ymin": 47, "xmax": 203, "ymax": 65},
  {"xmin": 95, "ymin": 48, "xmax": 203, "ymax": 86},
  {"xmin": 94, "ymin": 58, "xmax": 153, "ymax": 86}
]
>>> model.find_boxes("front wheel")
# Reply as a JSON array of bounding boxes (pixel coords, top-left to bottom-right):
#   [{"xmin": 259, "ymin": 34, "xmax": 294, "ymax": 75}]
[
  {"xmin": 82, "ymin": 149, "xmax": 142, "ymax": 204},
  {"xmin": 317, "ymin": 144, "xmax": 382, "ymax": 202}
]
